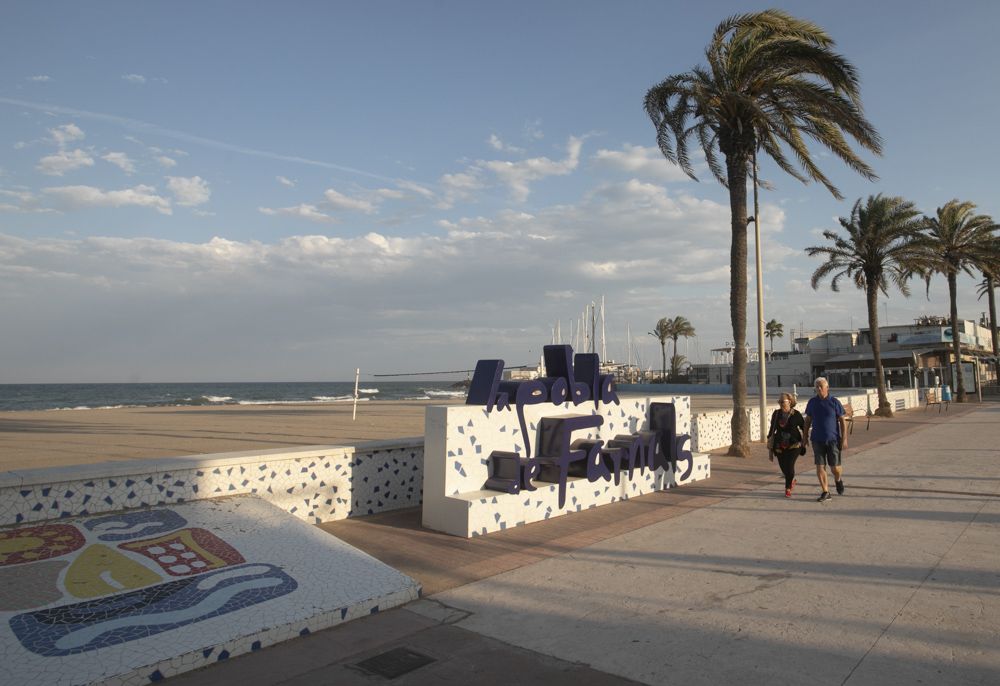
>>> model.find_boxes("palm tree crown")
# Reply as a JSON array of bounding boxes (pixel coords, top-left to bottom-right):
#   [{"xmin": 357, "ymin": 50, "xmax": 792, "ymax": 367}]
[
  {"xmin": 764, "ymin": 319, "xmax": 784, "ymax": 355},
  {"xmin": 645, "ymin": 9, "xmax": 881, "ymax": 455},
  {"xmin": 807, "ymin": 194, "xmax": 924, "ymax": 415},
  {"xmin": 914, "ymin": 201, "xmax": 998, "ymax": 401}
]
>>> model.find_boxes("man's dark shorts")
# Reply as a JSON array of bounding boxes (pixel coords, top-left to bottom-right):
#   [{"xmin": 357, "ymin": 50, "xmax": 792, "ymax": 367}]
[{"xmin": 812, "ymin": 440, "xmax": 842, "ymax": 467}]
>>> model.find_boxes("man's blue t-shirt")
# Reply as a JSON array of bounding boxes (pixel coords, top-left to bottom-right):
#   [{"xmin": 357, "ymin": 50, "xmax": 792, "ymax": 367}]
[{"xmin": 805, "ymin": 395, "xmax": 845, "ymax": 443}]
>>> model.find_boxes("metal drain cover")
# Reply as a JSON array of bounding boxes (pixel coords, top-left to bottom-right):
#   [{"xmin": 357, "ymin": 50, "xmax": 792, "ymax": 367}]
[{"xmin": 355, "ymin": 647, "xmax": 436, "ymax": 679}]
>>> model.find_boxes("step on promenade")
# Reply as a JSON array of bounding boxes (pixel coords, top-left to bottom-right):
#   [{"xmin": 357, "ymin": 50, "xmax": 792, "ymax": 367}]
[{"xmin": 167, "ymin": 400, "xmax": 1000, "ymax": 685}]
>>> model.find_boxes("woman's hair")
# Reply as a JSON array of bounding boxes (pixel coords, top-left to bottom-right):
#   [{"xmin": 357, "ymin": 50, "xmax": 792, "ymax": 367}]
[{"xmin": 778, "ymin": 392, "xmax": 796, "ymax": 408}]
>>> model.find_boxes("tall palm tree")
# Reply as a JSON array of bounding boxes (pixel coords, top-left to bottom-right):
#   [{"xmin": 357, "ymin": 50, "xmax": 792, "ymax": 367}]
[
  {"xmin": 666, "ymin": 316, "xmax": 696, "ymax": 380},
  {"xmin": 645, "ymin": 10, "xmax": 881, "ymax": 455},
  {"xmin": 764, "ymin": 319, "xmax": 784, "ymax": 356},
  {"xmin": 649, "ymin": 318, "xmax": 671, "ymax": 382},
  {"xmin": 807, "ymin": 194, "xmax": 924, "ymax": 416},
  {"xmin": 914, "ymin": 201, "xmax": 998, "ymax": 402},
  {"xmin": 976, "ymin": 254, "xmax": 1000, "ymax": 381}
]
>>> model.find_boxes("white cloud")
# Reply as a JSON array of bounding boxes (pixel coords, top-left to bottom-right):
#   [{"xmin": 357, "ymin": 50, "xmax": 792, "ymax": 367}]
[
  {"xmin": 48, "ymin": 123, "xmax": 84, "ymax": 147},
  {"xmin": 487, "ymin": 134, "xmax": 525, "ymax": 155},
  {"xmin": 479, "ymin": 136, "xmax": 583, "ymax": 202},
  {"xmin": 259, "ymin": 204, "xmax": 337, "ymax": 224},
  {"xmin": 37, "ymin": 149, "xmax": 95, "ymax": 175},
  {"xmin": 102, "ymin": 152, "xmax": 136, "ymax": 174},
  {"xmin": 592, "ymin": 143, "xmax": 692, "ymax": 182},
  {"xmin": 375, "ymin": 188, "xmax": 405, "ymax": 199},
  {"xmin": 156, "ymin": 155, "xmax": 177, "ymax": 168},
  {"xmin": 323, "ymin": 188, "xmax": 375, "ymax": 214},
  {"xmin": 27, "ymin": 75, "xmax": 52, "ymax": 82},
  {"xmin": 43, "ymin": 184, "xmax": 172, "ymax": 214},
  {"xmin": 437, "ymin": 171, "xmax": 485, "ymax": 209},
  {"xmin": 166, "ymin": 176, "xmax": 210, "ymax": 206},
  {"xmin": 0, "ymin": 189, "xmax": 53, "ymax": 214},
  {"xmin": 122, "ymin": 74, "xmax": 147, "ymax": 84},
  {"xmin": 276, "ymin": 175, "xmax": 296, "ymax": 187}
]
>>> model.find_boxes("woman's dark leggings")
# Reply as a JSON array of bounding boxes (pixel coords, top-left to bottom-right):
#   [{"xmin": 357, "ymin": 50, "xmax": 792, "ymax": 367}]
[{"xmin": 776, "ymin": 449, "xmax": 798, "ymax": 489}]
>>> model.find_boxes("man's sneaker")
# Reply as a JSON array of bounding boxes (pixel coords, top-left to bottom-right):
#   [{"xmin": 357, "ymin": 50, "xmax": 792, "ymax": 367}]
[
  {"xmin": 817, "ymin": 491, "xmax": 832, "ymax": 503},
  {"xmin": 790, "ymin": 479, "xmax": 797, "ymax": 492},
  {"xmin": 784, "ymin": 488, "xmax": 792, "ymax": 498},
  {"xmin": 835, "ymin": 480, "xmax": 845, "ymax": 495}
]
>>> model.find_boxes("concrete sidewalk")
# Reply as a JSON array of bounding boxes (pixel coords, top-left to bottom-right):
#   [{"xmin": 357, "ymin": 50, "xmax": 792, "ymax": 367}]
[{"xmin": 170, "ymin": 403, "xmax": 1000, "ymax": 685}]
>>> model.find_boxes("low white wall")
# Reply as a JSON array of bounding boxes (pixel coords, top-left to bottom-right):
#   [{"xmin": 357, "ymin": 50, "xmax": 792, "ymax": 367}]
[
  {"xmin": 691, "ymin": 388, "xmax": 920, "ymax": 452},
  {"xmin": 691, "ymin": 408, "xmax": 763, "ymax": 452},
  {"xmin": 0, "ymin": 439, "xmax": 423, "ymax": 528}
]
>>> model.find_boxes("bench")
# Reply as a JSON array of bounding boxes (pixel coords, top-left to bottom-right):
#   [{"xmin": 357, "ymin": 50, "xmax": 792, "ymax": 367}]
[
  {"xmin": 924, "ymin": 388, "xmax": 949, "ymax": 413},
  {"xmin": 843, "ymin": 401, "xmax": 870, "ymax": 434}
]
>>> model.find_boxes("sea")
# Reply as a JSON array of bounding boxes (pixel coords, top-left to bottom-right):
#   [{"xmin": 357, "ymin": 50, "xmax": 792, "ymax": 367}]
[{"xmin": 0, "ymin": 381, "xmax": 469, "ymax": 413}]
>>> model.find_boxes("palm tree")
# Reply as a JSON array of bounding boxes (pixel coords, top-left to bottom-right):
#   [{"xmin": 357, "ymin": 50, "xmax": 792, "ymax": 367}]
[
  {"xmin": 649, "ymin": 318, "xmax": 671, "ymax": 382},
  {"xmin": 666, "ymin": 316, "xmax": 696, "ymax": 380},
  {"xmin": 764, "ymin": 319, "xmax": 784, "ymax": 356},
  {"xmin": 914, "ymin": 201, "xmax": 998, "ymax": 402},
  {"xmin": 807, "ymin": 195, "xmax": 924, "ymax": 416},
  {"xmin": 644, "ymin": 10, "xmax": 881, "ymax": 455},
  {"xmin": 976, "ymin": 254, "xmax": 1000, "ymax": 381}
]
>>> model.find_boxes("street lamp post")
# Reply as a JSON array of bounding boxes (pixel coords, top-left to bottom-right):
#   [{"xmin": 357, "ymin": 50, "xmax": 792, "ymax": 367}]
[{"xmin": 751, "ymin": 151, "xmax": 768, "ymax": 440}]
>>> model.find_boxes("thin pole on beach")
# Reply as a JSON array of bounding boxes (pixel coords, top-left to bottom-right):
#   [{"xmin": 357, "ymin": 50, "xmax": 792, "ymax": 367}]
[{"xmin": 352, "ymin": 367, "xmax": 360, "ymax": 421}]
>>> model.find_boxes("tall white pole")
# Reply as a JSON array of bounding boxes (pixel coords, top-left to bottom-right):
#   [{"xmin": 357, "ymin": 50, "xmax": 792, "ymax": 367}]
[
  {"xmin": 352, "ymin": 367, "xmax": 360, "ymax": 421},
  {"xmin": 601, "ymin": 295, "xmax": 607, "ymax": 362},
  {"xmin": 752, "ymin": 151, "xmax": 768, "ymax": 439}
]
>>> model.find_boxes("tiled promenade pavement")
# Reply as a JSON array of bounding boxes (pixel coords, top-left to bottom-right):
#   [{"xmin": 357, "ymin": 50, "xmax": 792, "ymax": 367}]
[{"xmin": 171, "ymin": 400, "xmax": 1000, "ymax": 685}]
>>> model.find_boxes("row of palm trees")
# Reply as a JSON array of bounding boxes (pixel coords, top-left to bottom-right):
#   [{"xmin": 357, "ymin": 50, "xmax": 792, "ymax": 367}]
[
  {"xmin": 643, "ymin": 9, "xmax": 994, "ymax": 455},
  {"xmin": 809, "ymin": 197, "xmax": 998, "ymax": 416}
]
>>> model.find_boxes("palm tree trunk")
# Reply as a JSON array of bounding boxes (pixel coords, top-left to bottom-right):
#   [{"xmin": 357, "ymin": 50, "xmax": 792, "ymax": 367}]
[
  {"xmin": 948, "ymin": 270, "xmax": 967, "ymax": 401},
  {"xmin": 867, "ymin": 284, "xmax": 892, "ymax": 416},
  {"xmin": 725, "ymin": 150, "xmax": 751, "ymax": 457},
  {"xmin": 988, "ymin": 275, "xmax": 999, "ymax": 383},
  {"xmin": 670, "ymin": 335, "xmax": 679, "ymax": 381},
  {"xmin": 660, "ymin": 341, "xmax": 667, "ymax": 382}
]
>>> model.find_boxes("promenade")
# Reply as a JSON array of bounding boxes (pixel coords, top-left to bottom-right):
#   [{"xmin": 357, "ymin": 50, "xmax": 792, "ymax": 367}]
[{"xmin": 165, "ymin": 400, "xmax": 1000, "ymax": 685}]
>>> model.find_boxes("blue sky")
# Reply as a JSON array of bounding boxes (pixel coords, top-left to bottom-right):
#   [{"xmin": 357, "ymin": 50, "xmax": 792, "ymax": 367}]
[{"xmin": 2, "ymin": 1, "xmax": 999, "ymax": 382}]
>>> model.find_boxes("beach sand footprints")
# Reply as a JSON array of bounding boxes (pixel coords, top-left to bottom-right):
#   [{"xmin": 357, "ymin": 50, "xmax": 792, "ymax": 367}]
[{"xmin": 1, "ymin": 508, "xmax": 293, "ymax": 656}]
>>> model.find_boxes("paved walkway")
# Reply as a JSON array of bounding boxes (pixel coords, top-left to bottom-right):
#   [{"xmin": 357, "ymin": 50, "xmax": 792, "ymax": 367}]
[{"xmin": 170, "ymin": 401, "xmax": 1000, "ymax": 685}]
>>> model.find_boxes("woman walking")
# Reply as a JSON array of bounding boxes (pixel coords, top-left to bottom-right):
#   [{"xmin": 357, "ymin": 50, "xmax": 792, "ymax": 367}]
[{"xmin": 768, "ymin": 392, "xmax": 807, "ymax": 497}]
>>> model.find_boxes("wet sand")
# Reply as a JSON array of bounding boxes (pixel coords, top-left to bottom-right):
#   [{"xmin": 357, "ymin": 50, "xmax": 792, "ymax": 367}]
[{"xmin": 0, "ymin": 394, "xmax": 740, "ymax": 472}]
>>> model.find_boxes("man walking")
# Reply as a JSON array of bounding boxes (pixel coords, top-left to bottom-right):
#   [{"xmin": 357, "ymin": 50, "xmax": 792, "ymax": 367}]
[{"xmin": 802, "ymin": 377, "xmax": 848, "ymax": 503}]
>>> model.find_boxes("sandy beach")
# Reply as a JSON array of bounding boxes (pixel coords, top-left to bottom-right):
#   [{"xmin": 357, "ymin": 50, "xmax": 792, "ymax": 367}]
[{"xmin": 0, "ymin": 394, "xmax": 741, "ymax": 472}]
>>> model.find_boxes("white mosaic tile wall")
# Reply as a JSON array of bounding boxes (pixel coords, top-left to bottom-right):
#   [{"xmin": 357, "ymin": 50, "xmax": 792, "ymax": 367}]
[
  {"xmin": 691, "ymin": 408, "xmax": 763, "ymax": 452},
  {"xmin": 0, "ymin": 440, "xmax": 423, "ymax": 528},
  {"xmin": 691, "ymin": 389, "xmax": 920, "ymax": 452},
  {"xmin": 423, "ymin": 395, "xmax": 711, "ymax": 537},
  {"xmin": 0, "ymin": 496, "xmax": 420, "ymax": 686}
]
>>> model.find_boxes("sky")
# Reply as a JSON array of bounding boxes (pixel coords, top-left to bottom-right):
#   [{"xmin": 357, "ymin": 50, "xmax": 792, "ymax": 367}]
[{"xmin": 2, "ymin": 1, "xmax": 999, "ymax": 383}]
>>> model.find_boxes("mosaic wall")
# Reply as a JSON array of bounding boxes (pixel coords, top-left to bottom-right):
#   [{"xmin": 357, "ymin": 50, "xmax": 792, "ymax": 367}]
[
  {"xmin": 691, "ymin": 408, "xmax": 763, "ymax": 452},
  {"xmin": 691, "ymin": 389, "xmax": 920, "ymax": 452},
  {"xmin": 0, "ymin": 441, "xmax": 424, "ymax": 528},
  {"xmin": 423, "ymin": 395, "xmax": 712, "ymax": 537},
  {"xmin": 0, "ymin": 497, "xmax": 419, "ymax": 686}
]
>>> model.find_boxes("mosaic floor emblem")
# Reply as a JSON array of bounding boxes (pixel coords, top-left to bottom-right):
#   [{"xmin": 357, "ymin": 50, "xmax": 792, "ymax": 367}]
[
  {"xmin": 0, "ymin": 497, "xmax": 420, "ymax": 686},
  {"xmin": 0, "ymin": 524, "xmax": 84, "ymax": 566},
  {"xmin": 118, "ymin": 528, "xmax": 245, "ymax": 576}
]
